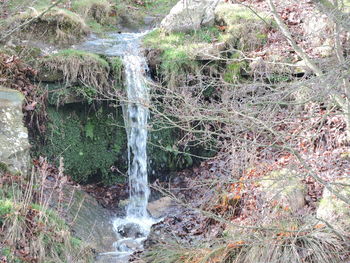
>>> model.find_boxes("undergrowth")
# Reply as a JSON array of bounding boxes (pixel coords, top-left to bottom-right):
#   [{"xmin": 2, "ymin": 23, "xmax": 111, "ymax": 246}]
[
  {"xmin": 144, "ymin": 218, "xmax": 349, "ymax": 263},
  {"xmin": 0, "ymin": 165, "xmax": 94, "ymax": 262},
  {"xmin": 39, "ymin": 49, "xmax": 111, "ymax": 93}
]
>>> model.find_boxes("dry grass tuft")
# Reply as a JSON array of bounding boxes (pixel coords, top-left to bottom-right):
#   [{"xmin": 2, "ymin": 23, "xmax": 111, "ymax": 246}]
[
  {"xmin": 7, "ymin": 7, "xmax": 89, "ymax": 45},
  {"xmin": 72, "ymin": 0, "xmax": 112, "ymax": 25},
  {"xmin": 39, "ymin": 49, "xmax": 111, "ymax": 93},
  {"xmin": 0, "ymin": 163, "xmax": 94, "ymax": 262}
]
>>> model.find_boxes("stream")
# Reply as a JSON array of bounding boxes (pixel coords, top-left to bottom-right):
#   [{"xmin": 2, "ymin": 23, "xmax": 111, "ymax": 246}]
[{"xmin": 74, "ymin": 32, "xmax": 155, "ymax": 262}]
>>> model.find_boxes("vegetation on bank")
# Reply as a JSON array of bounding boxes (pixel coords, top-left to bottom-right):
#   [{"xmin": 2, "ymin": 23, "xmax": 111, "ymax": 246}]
[
  {"xmin": 0, "ymin": 163, "xmax": 93, "ymax": 262},
  {"xmin": 0, "ymin": 0, "xmax": 179, "ymax": 47}
]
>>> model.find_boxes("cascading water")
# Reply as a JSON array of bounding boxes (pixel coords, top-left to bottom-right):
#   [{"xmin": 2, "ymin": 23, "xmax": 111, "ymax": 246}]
[
  {"xmin": 123, "ymin": 53, "xmax": 150, "ymax": 219},
  {"xmin": 111, "ymin": 36, "xmax": 155, "ymax": 257},
  {"xmin": 75, "ymin": 32, "xmax": 155, "ymax": 262}
]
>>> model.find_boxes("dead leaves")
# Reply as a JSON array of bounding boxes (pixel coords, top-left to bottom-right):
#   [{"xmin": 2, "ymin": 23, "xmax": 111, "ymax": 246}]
[{"xmin": 0, "ymin": 53, "xmax": 47, "ymax": 134}]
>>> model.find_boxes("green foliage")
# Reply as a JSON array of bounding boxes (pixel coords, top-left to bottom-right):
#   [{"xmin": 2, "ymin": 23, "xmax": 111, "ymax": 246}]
[
  {"xmin": 216, "ymin": 4, "xmax": 272, "ymax": 51},
  {"xmin": 110, "ymin": 56, "xmax": 124, "ymax": 89},
  {"xmin": 224, "ymin": 53, "xmax": 249, "ymax": 83},
  {"xmin": 37, "ymin": 104, "xmax": 127, "ymax": 185},
  {"xmin": 0, "ymin": 199, "xmax": 13, "ymax": 225}
]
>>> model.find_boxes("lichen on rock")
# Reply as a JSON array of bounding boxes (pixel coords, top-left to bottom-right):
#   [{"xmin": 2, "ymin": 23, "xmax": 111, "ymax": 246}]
[
  {"xmin": 317, "ymin": 178, "xmax": 350, "ymax": 228},
  {"xmin": 160, "ymin": 0, "xmax": 221, "ymax": 33},
  {"xmin": 259, "ymin": 168, "xmax": 306, "ymax": 212},
  {"xmin": 0, "ymin": 87, "xmax": 30, "ymax": 175}
]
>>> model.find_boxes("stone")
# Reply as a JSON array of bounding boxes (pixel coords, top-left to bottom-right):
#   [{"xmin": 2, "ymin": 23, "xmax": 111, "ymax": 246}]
[
  {"xmin": 0, "ymin": 87, "xmax": 30, "ymax": 175},
  {"xmin": 117, "ymin": 223, "xmax": 144, "ymax": 238},
  {"xmin": 147, "ymin": 196, "xmax": 177, "ymax": 218},
  {"xmin": 53, "ymin": 185, "xmax": 118, "ymax": 252},
  {"xmin": 193, "ymin": 42, "xmax": 227, "ymax": 61},
  {"xmin": 303, "ymin": 12, "xmax": 334, "ymax": 54},
  {"xmin": 259, "ymin": 168, "xmax": 306, "ymax": 212},
  {"xmin": 160, "ymin": 0, "xmax": 221, "ymax": 33},
  {"xmin": 317, "ymin": 178, "xmax": 350, "ymax": 227}
]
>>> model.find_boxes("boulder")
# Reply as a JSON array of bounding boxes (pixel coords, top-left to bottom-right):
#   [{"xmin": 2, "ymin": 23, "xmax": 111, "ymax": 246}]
[
  {"xmin": 259, "ymin": 168, "xmax": 306, "ymax": 212},
  {"xmin": 317, "ymin": 178, "xmax": 350, "ymax": 227},
  {"xmin": 303, "ymin": 12, "xmax": 334, "ymax": 56},
  {"xmin": 0, "ymin": 87, "xmax": 30, "ymax": 175},
  {"xmin": 160, "ymin": 0, "xmax": 221, "ymax": 33},
  {"xmin": 147, "ymin": 196, "xmax": 177, "ymax": 218}
]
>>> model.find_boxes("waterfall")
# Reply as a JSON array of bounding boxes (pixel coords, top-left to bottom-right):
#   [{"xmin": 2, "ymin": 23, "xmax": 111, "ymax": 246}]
[
  {"xmin": 123, "ymin": 53, "xmax": 150, "ymax": 219},
  {"xmin": 111, "ymin": 32, "xmax": 155, "ymax": 259},
  {"xmin": 75, "ymin": 31, "xmax": 155, "ymax": 261}
]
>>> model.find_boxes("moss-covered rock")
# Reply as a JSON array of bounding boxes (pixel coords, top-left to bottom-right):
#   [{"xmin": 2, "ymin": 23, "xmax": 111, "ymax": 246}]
[
  {"xmin": 259, "ymin": 168, "xmax": 306, "ymax": 212},
  {"xmin": 215, "ymin": 3, "xmax": 272, "ymax": 51},
  {"xmin": 35, "ymin": 103, "xmax": 127, "ymax": 185},
  {"xmin": 0, "ymin": 87, "xmax": 31, "ymax": 175},
  {"xmin": 317, "ymin": 178, "xmax": 350, "ymax": 228},
  {"xmin": 38, "ymin": 49, "xmax": 111, "ymax": 88},
  {"xmin": 72, "ymin": 0, "xmax": 112, "ymax": 24},
  {"xmin": 143, "ymin": 27, "xmax": 222, "ymax": 86}
]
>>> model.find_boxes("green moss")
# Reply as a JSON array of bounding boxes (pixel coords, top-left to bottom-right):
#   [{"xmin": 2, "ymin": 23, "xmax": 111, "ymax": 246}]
[
  {"xmin": 144, "ymin": 28, "xmax": 224, "ymax": 86},
  {"xmin": 224, "ymin": 53, "xmax": 249, "ymax": 83},
  {"xmin": 215, "ymin": 3, "xmax": 272, "ymax": 51},
  {"xmin": 110, "ymin": 56, "xmax": 124, "ymax": 89},
  {"xmin": 36, "ymin": 104, "xmax": 127, "ymax": 185},
  {"xmin": 0, "ymin": 199, "xmax": 13, "ymax": 225}
]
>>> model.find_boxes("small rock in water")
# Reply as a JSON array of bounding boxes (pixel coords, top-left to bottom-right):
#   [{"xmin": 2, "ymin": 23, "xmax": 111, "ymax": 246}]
[
  {"xmin": 117, "ymin": 223, "xmax": 144, "ymax": 238},
  {"xmin": 116, "ymin": 239, "xmax": 142, "ymax": 251}
]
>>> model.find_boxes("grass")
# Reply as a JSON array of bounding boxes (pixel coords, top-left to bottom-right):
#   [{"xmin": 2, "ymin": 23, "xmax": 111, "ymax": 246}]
[
  {"xmin": 0, "ymin": 167, "xmax": 94, "ymax": 262},
  {"xmin": 39, "ymin": 49, "xmax": 111, "ymax": 93},
  {"xmin": 144, "ymin": 218, "xmax": 349, "ymax": 263},
  {"xmin": 143, "ymin": 27, "xmax": 221, "ymax": 86},
  {"xmin": 7, "ymin": 7, "xmax": 89, "ymax": 45},
  {"xmin": 215, "ymin": 3, "xmax": 273, "ymax": 51},
  {"xmin": 72, "ymin": 0, "xmax": 112, "ymax": 24}
]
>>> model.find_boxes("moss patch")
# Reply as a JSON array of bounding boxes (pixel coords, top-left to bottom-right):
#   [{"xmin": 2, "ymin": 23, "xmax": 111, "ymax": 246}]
[
  {"xmin": 143, "ymin": 27, "xmax": 222, "ymax": 86},
  {"xmin": 36, "ymin": 103, "xmax": 127, "ymax": 185},
  {"xmin": 215, "ymin": 3, "xmax": 272, "ymax": 51}
]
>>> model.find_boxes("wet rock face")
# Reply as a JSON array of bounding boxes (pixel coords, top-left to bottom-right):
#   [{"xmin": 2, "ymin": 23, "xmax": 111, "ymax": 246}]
[
  {"xmin": 160, "ymin": 0, "xmax": 220, "ymax": 33},
  {"xmin": 51, "ymin": 185, "xmax": 118, "ymax": 253},
  {"xmin": 0, "ymin": 87, "xmax": 30, "ymax": 174}
]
